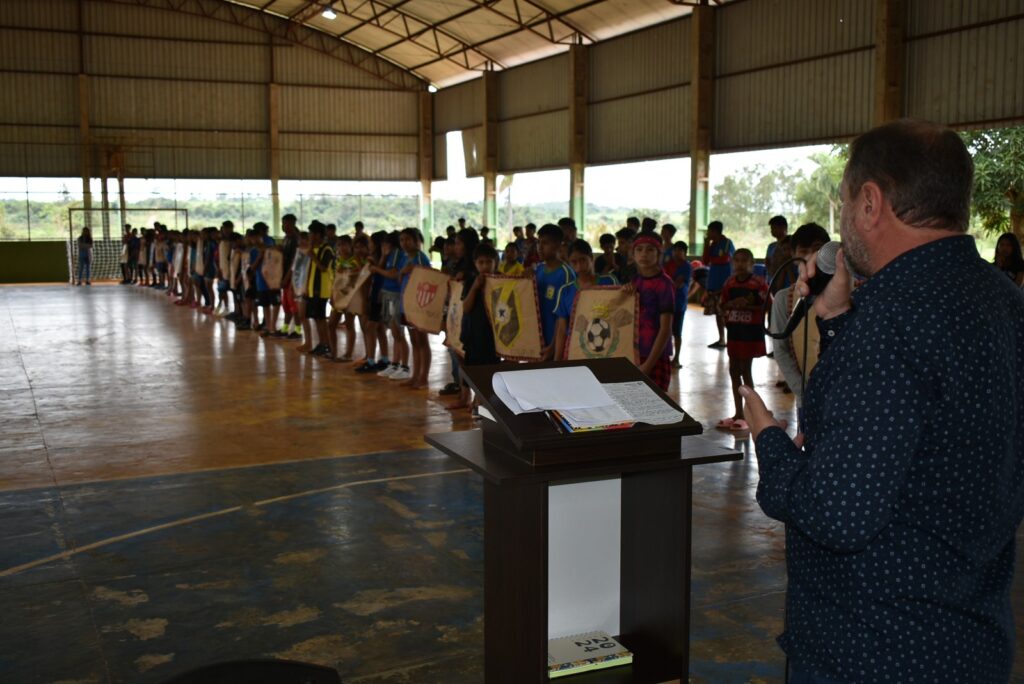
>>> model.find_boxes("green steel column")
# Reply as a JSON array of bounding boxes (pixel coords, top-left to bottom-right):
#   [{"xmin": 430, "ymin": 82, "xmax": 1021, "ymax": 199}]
[
  {"xmin": 482, "ymin": 70, "xmax": 499, "ymax": 230},
  {"xmin": 568, "ymin": 45, "xmax": 588, "ymax": 230},
  {"xmin": 689, "ymin": 3, "xmax": 715, "ymax": 248},
  {"xmin": 419, "ymin": 91, "xmax": 435, "ymax": 241}
]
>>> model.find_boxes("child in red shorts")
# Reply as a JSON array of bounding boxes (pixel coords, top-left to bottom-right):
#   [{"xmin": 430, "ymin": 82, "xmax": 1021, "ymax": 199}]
[{"xmin": 717, "ymin": 248, "xmax": 768, "ymax": 431}]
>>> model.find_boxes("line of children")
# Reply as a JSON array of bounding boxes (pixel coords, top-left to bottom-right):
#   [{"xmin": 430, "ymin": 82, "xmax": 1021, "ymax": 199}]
[{"xmin": 129, "ymin": 218, "xmax": 783, "ymax": 429}]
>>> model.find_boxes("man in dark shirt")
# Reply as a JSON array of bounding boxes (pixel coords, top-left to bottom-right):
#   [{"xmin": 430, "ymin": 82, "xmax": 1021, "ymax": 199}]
[{"xmin": 742, "ymin": 120, "xmax": 1024, "ymax": 683}]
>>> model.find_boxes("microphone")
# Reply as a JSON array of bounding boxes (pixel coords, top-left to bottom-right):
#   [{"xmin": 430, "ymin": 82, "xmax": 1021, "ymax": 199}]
[{"xmin": 770, "ymin": 241, "xmax": 842, "ymax": 339}]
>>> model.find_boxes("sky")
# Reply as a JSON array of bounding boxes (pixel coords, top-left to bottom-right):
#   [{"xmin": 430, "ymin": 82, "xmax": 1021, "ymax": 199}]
[{"xmin": 0, "ymin": 131, "xmax": 832, "ymax": 212}]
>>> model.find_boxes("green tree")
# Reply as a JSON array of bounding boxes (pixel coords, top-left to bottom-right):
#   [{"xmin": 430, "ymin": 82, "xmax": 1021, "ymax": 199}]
[
  {"xmin": 710, "ymin": 164, "xmax": 804, "ymax": 254},
  {"xmin": 794, "ymin": 145, "xmax": 848, "ymax": 233},
  {"xmin": 962, "ymin": 127, "xmax": 1024, "ymax": 240}
]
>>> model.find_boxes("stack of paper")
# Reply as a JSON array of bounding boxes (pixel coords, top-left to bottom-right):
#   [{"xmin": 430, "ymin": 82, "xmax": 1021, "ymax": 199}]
[
  {"xmin": 490, "ymin": 368, "xmax": 686, "ymax": 431},
  {"xmin": 492, "ymin": 367, "xmax": 617, "ymax": 415}
]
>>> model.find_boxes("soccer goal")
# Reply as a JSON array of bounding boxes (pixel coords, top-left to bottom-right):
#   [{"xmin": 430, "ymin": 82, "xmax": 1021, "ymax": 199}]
[{"xmin": 66, "ymin": 207, "xmax": 189, "ymax": 283}]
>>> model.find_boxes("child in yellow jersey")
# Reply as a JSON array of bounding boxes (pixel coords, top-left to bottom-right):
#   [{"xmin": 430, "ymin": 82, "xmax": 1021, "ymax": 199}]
[
  {"xmin": 498, "ymin": 242, "xmax": 524, "ymax": 276},
  {"xmin": 305, "ymin": 222, "xmax": 335, "ymax": 358}
]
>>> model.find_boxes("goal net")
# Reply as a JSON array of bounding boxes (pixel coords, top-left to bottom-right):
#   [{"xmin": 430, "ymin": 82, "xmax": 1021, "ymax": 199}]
[{"xmin": 66, "ymin": 208, "xmax": 189, "ymax": 283}]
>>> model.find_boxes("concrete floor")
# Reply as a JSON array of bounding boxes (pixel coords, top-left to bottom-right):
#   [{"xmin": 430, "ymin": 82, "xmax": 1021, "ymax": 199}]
[{"xmin": 0, "ymin": 284, "xmax": 1020, "ymax": 683}]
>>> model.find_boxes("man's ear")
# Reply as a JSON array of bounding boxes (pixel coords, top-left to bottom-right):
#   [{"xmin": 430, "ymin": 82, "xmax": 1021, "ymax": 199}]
[{"xmin": 860, "ymin": 181, "xmax": 885, "ymax": 231}]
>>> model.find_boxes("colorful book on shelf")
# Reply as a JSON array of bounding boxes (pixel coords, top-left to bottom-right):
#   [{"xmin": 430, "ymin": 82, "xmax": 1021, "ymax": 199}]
[{"xmin": 547, "ymin": 631, "xmax": 633, "ymax": 679}]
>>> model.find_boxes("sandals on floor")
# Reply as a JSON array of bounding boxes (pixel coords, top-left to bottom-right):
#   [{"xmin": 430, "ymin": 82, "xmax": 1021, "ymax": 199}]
[
  {"xmin": 716, "ymin": 418, "xmax": 736, "ymax": 429},
  {"xmin": 730, "ymin": 419, "xmax": 749, "ymax": 431}
]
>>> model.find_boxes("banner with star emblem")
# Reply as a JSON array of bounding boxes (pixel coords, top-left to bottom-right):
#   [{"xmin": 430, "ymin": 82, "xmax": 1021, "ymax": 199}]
[
  {"xmin": 401, "ymin": 266, "xmax": 448, "ymax": 333},
  {"xmin": 566, "ymin": 286, "xmax": 638, "ymax": 362},
  {"xmin": 483, "ymin": 274, "xmax": 544, "ymax": 361}
]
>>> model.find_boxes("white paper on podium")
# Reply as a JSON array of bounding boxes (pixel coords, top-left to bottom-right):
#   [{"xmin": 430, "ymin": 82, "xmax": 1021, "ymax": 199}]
[
  {"xmin": 602, "ymin": 381, "xmax": 686, "ymax": 425},
  {"xmin": 492, "ymin": 366, "xmax": 614, "ymax": 415}
]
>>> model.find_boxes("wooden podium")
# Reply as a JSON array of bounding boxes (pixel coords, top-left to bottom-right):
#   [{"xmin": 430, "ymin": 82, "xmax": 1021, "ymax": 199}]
[{"xmin": 425, "ymin": 358, "xmax": 741, "ymax": 683}]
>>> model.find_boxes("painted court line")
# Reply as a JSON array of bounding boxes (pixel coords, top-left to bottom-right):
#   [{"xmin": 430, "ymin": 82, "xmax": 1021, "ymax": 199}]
[{"xmin": 0, "ymin": 468, "xmax": 470, "ymax": 578}]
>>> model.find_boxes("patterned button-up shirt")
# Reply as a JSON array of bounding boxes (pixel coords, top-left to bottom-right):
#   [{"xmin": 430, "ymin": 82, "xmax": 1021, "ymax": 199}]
[{"xmin": 755, "ymin": 235, "xmax": 1024, "ymax": 683}]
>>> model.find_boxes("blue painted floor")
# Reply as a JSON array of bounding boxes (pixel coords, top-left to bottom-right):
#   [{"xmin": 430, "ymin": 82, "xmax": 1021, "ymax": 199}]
[{"xmin": 1, "ymin": 444, "xmax": 1023, "ymax": 683}]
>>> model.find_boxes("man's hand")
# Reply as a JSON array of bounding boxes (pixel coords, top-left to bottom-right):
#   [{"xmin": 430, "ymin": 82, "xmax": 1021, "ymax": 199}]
[
  {"xmin": 739, "ymin": 385, "xmax": 803, "ymax": 447},
  {"xmin": 797, "ymin": 247, "xmax": 853, "ymax": 320}
]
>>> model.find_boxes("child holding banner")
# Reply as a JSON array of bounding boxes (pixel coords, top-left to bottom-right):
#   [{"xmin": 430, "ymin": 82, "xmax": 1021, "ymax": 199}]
[
  {"xmin": 457, "ymin": 242, "xmax": 501, "ymax": 413},
  {"xmin": 327, "ymin": 235, "xmax": 358, "ymax": 361},
  {"xmin": 553, "ymin": 239, "xmax": 619, "ymax": 360},
  {"xmin": 534, "ymin": 223, "xmax": 575, "ymax": 359},
  {"xmin": 370, "ymin": 233, "xmax": 410, "ymax": 380},
  {"xmin": 398, "ymin": 228, "xmax": 433, "ymax": 389}
]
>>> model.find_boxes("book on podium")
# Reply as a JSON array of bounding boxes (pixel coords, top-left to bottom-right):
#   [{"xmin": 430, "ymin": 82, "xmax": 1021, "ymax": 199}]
[{"xmin": 460, "ymin": 358, "xmax": 702, "ymax": 467}]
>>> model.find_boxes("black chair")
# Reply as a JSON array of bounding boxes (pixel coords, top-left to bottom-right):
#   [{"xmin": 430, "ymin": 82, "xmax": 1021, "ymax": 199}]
[{"xmin": 162, "ymin": 659, "xmax": 342, "ymax": 684}]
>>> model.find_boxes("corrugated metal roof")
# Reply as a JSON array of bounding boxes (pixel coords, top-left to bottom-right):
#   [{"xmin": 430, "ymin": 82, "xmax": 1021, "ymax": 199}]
[
  {"xmin": 278, "ymin": 86, "xmax": 418, "ymax": 134},
  {"xmin": 716, "ymin": 0, "xmax": 874, "ymax": 76},
  {"xmin": 226, "ymin": 0, "xmax": 730, "ymax": 88},
  {"xmin": 715, "ymin": 49, "xmax": 873, "ymax": 150},
  {"xmin": 86, "ymin": 35, "xmax": 269, "ymax": 83},
  {"xmin": 0, "ymin": 73, "xmax": 78, "ymax": 126},
  {"xmin": 588, "ymin": 85, "xmax": 690, "ymax": 163},
  {"xmin": 90, "ymin": 77, "xmax": 268, "ymax": 130},
  {"xmin": 906, "ymin": 16, "xmax": 1024, "ymax": 127},
  {"xmin": 907, "ymin": 0, "xmax": 1024, "ymax": 37},
  {"xmin": 0, "ymin": 28, "xmax": 79, "ymax": 74},
  {"xmin": 434, "ymin": 79, "xmax": 483, "ymax": 133},
  {"xmin": 499, "ymin": 110, "xmax": 569, "ymax": 171},
  {"xmin": 498, "ymin": 54, "xmax": 569, "ymax": 120}
]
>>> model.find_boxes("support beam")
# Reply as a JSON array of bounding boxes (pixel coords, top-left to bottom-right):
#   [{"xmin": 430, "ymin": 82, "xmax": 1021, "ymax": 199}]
[
  {"xmin": 688, "ymin": 3, "xmax": 714, "ymax": 248},
  {"xmin": 419, "ymin": 90, "xmax": 435, "ymax": 242},
  {"xmin": 568, "ymin": 44, "xmax": 587, "ymax": 231},
  {"xmin": 78, "ymin": 74, "xmax": 93, "ymax": 234},
  {"xmin": 873, "ymin": 0, "xmax": 905, "ymax": 125},
  {"xmin": 482, "ymin": 70, "xmax": 499, "ymax": 230},
  {"xmin": 77, "ymin": 0, "xmax": 92, "ymax": 233},
  {"xmin": 268, "ymin": 83, "xmax": 281, "ymax": 236}
]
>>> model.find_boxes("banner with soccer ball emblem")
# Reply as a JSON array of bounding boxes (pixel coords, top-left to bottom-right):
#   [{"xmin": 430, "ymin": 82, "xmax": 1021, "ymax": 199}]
[
  {"xmin": 566, "ymin": 286, "xmax": 638, "ymax": 362},
  {"xmin": 483, "ymin": 274, "xmax": 544, "ymax": 361},
  {"xmin": 444, "ymin": 279, "xmax": 465, "ymax": 356},
  {"xmin": 401, "ymin": 266, "xmax": 448, "ymax": 333}
]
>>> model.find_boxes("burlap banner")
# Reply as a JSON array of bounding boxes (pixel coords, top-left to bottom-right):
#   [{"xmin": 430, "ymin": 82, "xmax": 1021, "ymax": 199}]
[
  {"xmin": 566, "ymin": 286, "xmax": 638, "ymax": 362},
  {"xmin": 444, "ymin": 279, "xmax": 464, "ymax": 356},
  {"xmin": 345, "ymin": 265, "xmax": 372, "ymax": 316},
  {"xmin": 331, "ymin": 264, "xmax": 369, "ymax": 311},
  {"xmin": 172, "ymin": 244, "xmax": 184, "ymax": 276},
  {"xmin": 241, "ymin": 252, "xmax": 252, "ymax": 290},
  {"xmin": 229, "ymin": 251, "xmax": 241, "ymax": 287},
  {"xmin": 192, "ymin": 238, "xmax": 205, "ymax": 275},
  {"xmin": 261, "ymin": 247, "xmax": 284, "ymax": 290},
  {"xmin": 218, "ymin": 240, "xmax": 231, "ymax": 276},
  {"xmin": 483, "ymin": 274, "xmax": 544, "ymax": 361},
  {"xmin": 401, "ymin": 266, "xmax": 448, "ymax": 334}
]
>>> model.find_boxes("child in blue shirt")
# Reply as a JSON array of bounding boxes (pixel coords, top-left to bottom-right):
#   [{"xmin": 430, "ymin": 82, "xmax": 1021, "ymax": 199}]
[
  {"xmin": 553, "ymin": 239, "xmax": 618, "ymax": 360},
  {"xmin": 369, "ymin": 232, "xmax": 410, "ymax": 379},
  {"xmin": 534, "ymin": 223, "xmax": 575, "ymax": 359}
]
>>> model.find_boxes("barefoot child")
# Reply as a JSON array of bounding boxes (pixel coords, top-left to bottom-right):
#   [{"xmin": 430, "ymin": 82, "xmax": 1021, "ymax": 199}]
[{"xmin": 717, "ymin": 248, "xmax": 768, "ymax": 431}]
